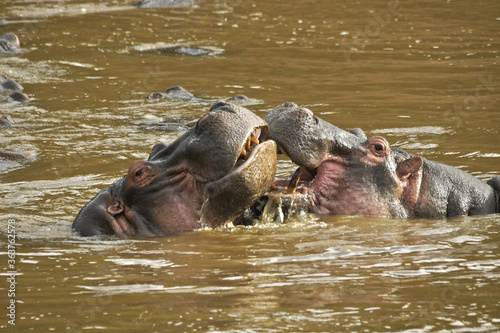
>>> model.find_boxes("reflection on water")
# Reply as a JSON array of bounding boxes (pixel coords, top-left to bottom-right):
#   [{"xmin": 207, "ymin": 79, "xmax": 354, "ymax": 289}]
[
  {"xmin": 0, "ymin": 0, "xmax": 499, "ymax": 331},
  {"xmin": 2, "ymin": 216, "xmax": 499, "ymax": 331}
]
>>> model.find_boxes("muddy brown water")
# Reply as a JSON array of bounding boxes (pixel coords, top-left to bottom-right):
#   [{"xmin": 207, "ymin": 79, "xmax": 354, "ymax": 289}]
[{"xmin": 0, "ymin": 0, "xmax": 499, "ymax": 332}]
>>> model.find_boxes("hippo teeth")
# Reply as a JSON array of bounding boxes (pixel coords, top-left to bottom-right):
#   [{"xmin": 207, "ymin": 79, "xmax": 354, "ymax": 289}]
[{"xmin": 238, "ymin": 134, "xmax": 260, "ymax": 161}]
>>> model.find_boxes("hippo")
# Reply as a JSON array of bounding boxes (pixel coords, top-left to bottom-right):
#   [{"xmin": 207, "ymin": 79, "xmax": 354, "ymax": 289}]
[
  {"xmin": 0, "ymin": 33, "xmax": 21, "ymax": 55},
  {"xmin": 73, "ymin": 102, "xmax": 277, "ymax": 237},
  {"xmin": 7, "ymin": 92, "xmax": 30, "ymax": 103},
  {"xmin": 0, "ymin": 115, "xmax": 15, "ymax": 126},
  {"xmin": 0, "ymin": 75, "xmax": 23, "ymax": 92},
  {"xmin": 148, "ymin": 85, "xmax": 198, "ymax": 100},
  {"xmin": 148, "ymin": 87, "xmax": 258, "ymax": 107},
  {"xmin": 262, "ymin": 102, "xmax": 499, "ymax": 220},
  {"xmin": 227, "ymin": 95, "xmax": 252, "ymax": 103},
  {"xmin": 138, "ymin": 44, "xmax": 224, "ymax": 56}
]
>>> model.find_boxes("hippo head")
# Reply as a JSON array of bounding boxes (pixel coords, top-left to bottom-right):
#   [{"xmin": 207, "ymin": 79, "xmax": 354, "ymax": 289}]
[
  {"xmin": 147, "ymin": 86, "xmax": 195, "ymax": 100},
  {"xmin": 73, "ymin": 102, "xmax": 277, "ymax": 237},
  {"xmin": 0, "ymin": 115, "xmax": 15, "ymax": 127},
  {"xmin": 0, "ymin": 33, "xmax": 21, "ymax": 54},
  {"xmin": 264, "ymin": 103, "xmax": 423, "ymax": 218},
  {"xmin": 8, "ymin": 92, "xmax": 30, "ymax": 103}
]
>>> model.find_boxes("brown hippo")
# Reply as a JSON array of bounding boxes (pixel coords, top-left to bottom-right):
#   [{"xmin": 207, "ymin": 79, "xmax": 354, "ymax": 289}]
[
  {"xmin": 262, "ymin": 103, "xmax": 499, "ymax": 219},
  {"xmin": 73, "ymin": 102, "xmax": 277, "ymax": 237}
]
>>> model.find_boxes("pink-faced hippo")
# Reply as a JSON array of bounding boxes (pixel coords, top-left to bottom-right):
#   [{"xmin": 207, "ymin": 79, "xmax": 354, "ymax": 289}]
[{"xmin": 263, "ymin": 103, "xmax": 499, "ymax": 219}]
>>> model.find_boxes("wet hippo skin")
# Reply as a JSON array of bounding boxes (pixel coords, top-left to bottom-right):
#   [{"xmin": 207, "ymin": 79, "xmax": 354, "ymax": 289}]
[
  {"xmin": 264, "ymin": 103, "xmax": 499, "ymax": 219},
  {"xmin": 148, "ymin": 85, "xmax": 196, "ymax": 100},
  {"xmin": 0, "ymin": 33, "xmax": 21, "ymax": 55},
  {"xmin": 0, "ymin": 114, "xmax": 15, "ymax": 126},
  {"xmin": 8, "ymin": 91, "xmax": 30, "ymax": 103},
  {"xmin": 0, "ymin": 75, "xmax": 24, "ymax": 92},
  {"xmin": 73, "ymin": 102, "xmax": 277, "ymax": 237}
]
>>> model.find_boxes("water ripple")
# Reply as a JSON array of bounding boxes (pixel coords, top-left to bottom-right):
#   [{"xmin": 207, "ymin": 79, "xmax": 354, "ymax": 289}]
[{"xmin": 254, "ymin": 244, "xmax": 451, "ymax": 265}]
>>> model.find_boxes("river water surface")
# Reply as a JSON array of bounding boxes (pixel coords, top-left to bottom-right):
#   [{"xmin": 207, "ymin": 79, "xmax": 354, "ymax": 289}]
[{"xmin": 0, "ymin": 0, "xmax": 499, "ymax": 332}]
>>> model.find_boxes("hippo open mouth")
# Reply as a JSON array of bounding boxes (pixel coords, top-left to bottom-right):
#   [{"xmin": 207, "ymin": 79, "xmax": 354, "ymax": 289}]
[
  {"xmin": 201, "ymin": 124, "xmax": 271, "ymax": 191},
  {"xmin": 234, "ymin": 126, "xmax": 267, "ymax": 169},
  {"xmin": 277, "ymin": 157, "xmax": 346, "ymax": 195},
  {"xmin": 73, "ymin": 102, "xmax": 277, "ymax": 237},
  {"xmin": 264, "ymin": 102, "xmax": 500, "ymax": 220},
  {"xmin": 200, "ymin": 123, "xmax": 276, "ymax": 227}
]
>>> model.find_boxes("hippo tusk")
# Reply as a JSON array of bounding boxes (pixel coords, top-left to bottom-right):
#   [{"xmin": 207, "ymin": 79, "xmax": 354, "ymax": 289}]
[
  {"xmin": 239, "ymin": 146, "xmax": 247, "ymax": 159},
  {"xmin": 285, "ymin": 168, "xmax": 302, "ymax": 194},
  {"xmin": 245, "ymin": 137, "xmax": 252, "ymax": 151},
  {"xmin": 239, "ymin": 135, "xmax": 261, "ymax": 160}
]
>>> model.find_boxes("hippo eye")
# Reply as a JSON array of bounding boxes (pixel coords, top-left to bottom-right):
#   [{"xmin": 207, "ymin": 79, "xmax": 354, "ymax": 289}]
[
  {"xmin": 135, "ymin": 169, "xmax": 143, "ymax": 177},
  {"xmin": 367, "ymin": 136, "xmax": 389, "ymax": 157}
]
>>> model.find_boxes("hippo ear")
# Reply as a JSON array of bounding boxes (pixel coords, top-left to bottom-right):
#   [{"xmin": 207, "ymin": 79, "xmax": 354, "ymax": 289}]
[
  {"xmin": 149, "ymin": 143, "xmax": 167, "ymax": 159},
  {"xmin": 349, "ymin": 128, "xmax": 367, "ymax": 140},
  {"xmin": 397, "ymin": 156, "xmax": 423, "ymax": 180}
]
